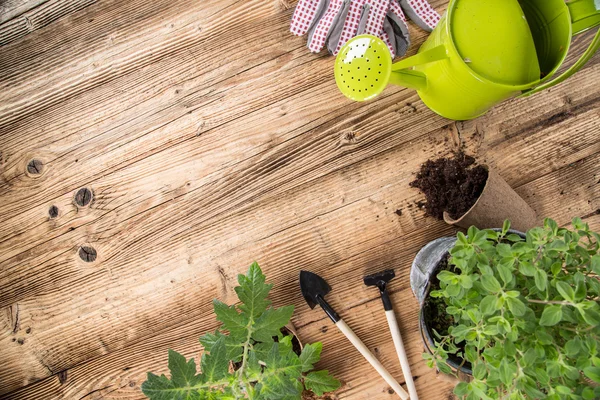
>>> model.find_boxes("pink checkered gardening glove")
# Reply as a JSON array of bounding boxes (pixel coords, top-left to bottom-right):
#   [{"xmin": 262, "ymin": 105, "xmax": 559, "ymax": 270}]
[
  {"xmin": 290, "ymin": 0, "xmax": 440, "ymax": 57},
  {"xmin": 384, "ymin": 0, "xmax": 441, "ymax": 57}
]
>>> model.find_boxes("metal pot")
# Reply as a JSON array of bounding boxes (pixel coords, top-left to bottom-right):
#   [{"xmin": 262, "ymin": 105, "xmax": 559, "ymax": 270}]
[{"xmin": 410, "ymin": 229, "xmax": 525, "ymax": 379}]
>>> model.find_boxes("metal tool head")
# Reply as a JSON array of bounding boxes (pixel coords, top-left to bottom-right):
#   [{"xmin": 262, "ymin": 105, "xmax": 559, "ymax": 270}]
[
  {"xmin": 363, "ymin": 269, "xmax": 396, "ymax": 289},
  {"xmin": 300, "ymin": 270, "xmax": 332, "ymax": 309}
]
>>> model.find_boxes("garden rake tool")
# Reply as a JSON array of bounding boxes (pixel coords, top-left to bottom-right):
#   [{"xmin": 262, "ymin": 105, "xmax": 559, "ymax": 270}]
[
  {"xmin": 299, "ymin": 271, "xmax": 409, "ymax": 399},
  {"xmin": 364, "ymin": 269, "xmax": 418, "ymax": 400}
]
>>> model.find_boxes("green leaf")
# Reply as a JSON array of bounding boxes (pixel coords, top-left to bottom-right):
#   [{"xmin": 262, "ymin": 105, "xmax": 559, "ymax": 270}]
[
  {"xmin": 252, "ymin": 306, "xmax": 294, "ymax": 342},
  {"xmin": 497, "ymin": 265, "xmax": 512, "ymax": 285},
  {"xmin": 473, "ymin": 363, "xmax": 486, "ymax": 380},
  {"xmin": 591, "ymin": 255, "xmax": 600, "ymax": 274},
  {"xmin": 200, "ymin": 331, "xmax": 243, "ymax": 361},
  {"xmin": 201, "ymin": 337, "xmax": 228, "ymax": 382},
  {"xmin": 518, "ymin": 261, "xmax": 536, "ymax": 277},
  {"xmin": 506, "ymin": 297, "xmax": 526, "ymax": 317},
  {"xmin": 480, "ymin": 295, "xmax": 498, "ymax": 316},
  {"xmin": 436, "ymin": 360, "xmax": 453, "ymax": 375},
  {"xmin": 499, "ymin": 359, "xmax": 513, "ymax": 387},
  {"xmin": 299, "ymin": 342, "xmax": 322, "ymax": 372},
  {"xmin": 550, "ymin": 261, "xmax": 562, "ymax": 276},
  {"xmin": 304, "ymin": 370, "xmax": 341, "ymax": 396},
  {"xmin": 142, "ymin": 351, "xmax": 209, "ymax": 400},
  {"xmin": 481, "ymin": 275, "xmax": 502, "ymax": 293},
  {"xmin": 565, "ymin": 338, "xmax": 582, "ymax": 358},
  {"xmin": 213, "ymin": 300, "xmax": 248, "ymax": 339},
  {"xmin": 582, "ymin": 387, "xmax": 596, "ymax": 400},
  {"xmin": 555, "ymin": 281, "xmax": 575, "ymax": 302},
  {"xmin": 502, "ymin": 220, "xmax": 511, "ymax": 235},
  {"xmin": 235, "ymin": 262, "xmax": 273, "ymax": 319},
  {"xmin": 539, "ymin": 305, "xmax": 562, "ymax": 326},
  {"xmin": 454, "ymin": 382, "xmax": 469, "ymax": 396},
  {"xmin": 549, "ymin": 239, "xmax": 568, "ymax": 252},
  {"xmin": 460, "ymin": 274, "xmax": 474, "ymax": 289},
  {"xmin": 534, "ymin": 269, "xmax": 547, "ymax": 292},
  {"xmin": 555, "ymin": 385, "xmax": 571, "ymax": 395},
  {"xmin": 584, "ymin": 366, "xmax": 600, "ymax": 383},
  {"xmin": 169, "ymin": 350, "xmax": 200, "ymax": 387}
]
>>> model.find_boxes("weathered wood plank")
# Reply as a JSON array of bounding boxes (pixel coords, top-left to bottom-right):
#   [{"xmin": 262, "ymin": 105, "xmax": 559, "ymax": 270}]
[
  {"xmin": 3, "ymin": 145, "xmax": 598, "ymax": 399},
  {"xmin": 0, "ymin": 102, "xmax": 598, "ymax": 394},
  {"xmin": 0, "ymin": 0, "xmax": 47, "ymax": 24},
  {"xmin": 0, "ymin": 0, "xmax": 96, "ymax": 46},
  {"xmin": 1, "ymin": 0, "xmax": 599, "ymax": 397}
]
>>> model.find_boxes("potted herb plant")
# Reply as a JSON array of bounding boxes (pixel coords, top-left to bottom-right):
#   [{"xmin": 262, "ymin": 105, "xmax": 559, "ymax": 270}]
[
  {"xmin": 142, "ymin": 262, "xmax": 341, "ymax": 399},
  {"xmin": 411, "ymin": 219, "xmax": 600, "ymax": 399}
]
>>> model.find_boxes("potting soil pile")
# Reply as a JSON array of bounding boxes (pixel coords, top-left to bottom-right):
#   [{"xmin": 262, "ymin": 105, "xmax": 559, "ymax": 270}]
[{"xmin": 410, "ymin": 152, "xmax": 488, "ymax": 220}]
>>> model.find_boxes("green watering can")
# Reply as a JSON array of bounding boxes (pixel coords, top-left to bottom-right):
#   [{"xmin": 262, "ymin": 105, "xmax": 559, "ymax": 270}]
[{"xmin": 335, "ymin": 0, "xmax": 600, "ymax": 120}]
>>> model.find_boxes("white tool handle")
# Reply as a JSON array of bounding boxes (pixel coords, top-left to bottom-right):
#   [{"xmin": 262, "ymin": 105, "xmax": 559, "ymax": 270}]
[
  {"xmin": 386, "ymin": 309, "xmax": 418, "ymax": 400},
  {"xmin": 335, "ymin": 319, "xmax": 409, "ymax": 400}
]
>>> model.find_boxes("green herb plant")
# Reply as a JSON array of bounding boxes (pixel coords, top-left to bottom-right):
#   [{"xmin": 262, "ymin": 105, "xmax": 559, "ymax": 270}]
[
  {"xmin": 425, "ymin": 218, "xmax": 600, "ymax": 400},
  {"xmin": 142, "ymin": 262, "xmax": 340, "ymax": 399}
]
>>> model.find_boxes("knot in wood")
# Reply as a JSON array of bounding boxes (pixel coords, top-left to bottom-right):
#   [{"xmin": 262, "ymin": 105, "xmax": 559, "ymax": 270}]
[
  {"xmin": 74, "ymin": 188, "xmax": 93, "ymax": 207},
  {"xmin": 27, "ymin": 159, "xmax": 44, "ymax": 175},
  {"xmin": 49, "ymin": 205, "xmax": 59, "ymax": 218},
  {"xmin": 79, "ymin": 246, "xmax": 97, "ymax": 262}
]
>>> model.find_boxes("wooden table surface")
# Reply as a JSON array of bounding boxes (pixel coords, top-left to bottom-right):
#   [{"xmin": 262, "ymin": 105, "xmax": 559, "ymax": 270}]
[{"xmin": 1, "ymin": 0, "xmax": 599, "ymax": 399}]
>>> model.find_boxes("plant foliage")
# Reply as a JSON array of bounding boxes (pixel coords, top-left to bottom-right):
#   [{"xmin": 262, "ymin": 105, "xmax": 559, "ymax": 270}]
[
  {"xmin": 426, "ymin": 219, "xmax": 600, "ymax": 399},
  {"xmin": 142, "ymin": 262, "xmax": 340, "ymax": 399}
]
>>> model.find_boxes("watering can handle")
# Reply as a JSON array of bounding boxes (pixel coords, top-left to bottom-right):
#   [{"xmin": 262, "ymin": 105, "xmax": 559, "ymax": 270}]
[{"xmin": 522, "ymin": 0, "xmax": 600, "ymax": 97}]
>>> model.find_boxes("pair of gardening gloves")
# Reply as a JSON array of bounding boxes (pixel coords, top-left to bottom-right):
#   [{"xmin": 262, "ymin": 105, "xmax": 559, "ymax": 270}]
[{"xmin": 290, "ymin": 0, "xmax": 441, "ymax": 58}]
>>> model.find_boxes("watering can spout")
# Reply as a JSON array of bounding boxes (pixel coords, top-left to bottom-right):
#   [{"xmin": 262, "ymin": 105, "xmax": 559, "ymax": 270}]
[
  {"xmin": 387, "ymin": 45, "xmax": 449, "ymax": 91},
  {"xmin": 388, "ymin": 70, "xmax": 428, "ymax": 91}
]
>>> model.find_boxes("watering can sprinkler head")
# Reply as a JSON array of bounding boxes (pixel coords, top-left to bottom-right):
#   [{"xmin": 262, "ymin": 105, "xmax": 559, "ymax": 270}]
[{"xmin": 334, "ymin": 35, "xmax": 393, "ymax": 102}]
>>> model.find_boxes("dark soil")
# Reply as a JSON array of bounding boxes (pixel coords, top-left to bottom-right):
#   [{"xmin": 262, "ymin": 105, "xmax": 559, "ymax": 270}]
[
  {"xmin": 301, "ymin": 391, "xmax": 339, "ymax": 400},
  {"xmin": 423, "ymin": 254, "xmax": 456, "ymax": 338},
  {"xmin": 423, "ymin": 254, "xmax": 471, "ymax": 370},
  {"xmin": 410, "ymin": 152, "xmax": 488, "ymax": 220}
]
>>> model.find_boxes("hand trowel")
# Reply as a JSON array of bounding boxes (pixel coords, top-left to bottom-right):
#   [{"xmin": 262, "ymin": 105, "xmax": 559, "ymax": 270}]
[{"xmin": 299, "ymin": 271, "xmax": 409, "ymax": 399}]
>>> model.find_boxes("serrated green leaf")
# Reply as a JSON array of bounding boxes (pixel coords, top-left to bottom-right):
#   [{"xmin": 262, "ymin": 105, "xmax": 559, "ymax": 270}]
[
  {"xmin": 252, "ymin": 306, "xmax": 294, "ymax": 342},
  {"xmin": 260, "ymin": 342, "xmax": 303, "ymax": 399},
  {"xmin": 201, "ymin": 337, "xmax": 228, "ymax": 382},
  {"xmin": 539, "ymin": 305, "xmax": 562, "ymax": 326},
  {"xmin": 299, "ymin": 342, "xmax": 322, "ymax": 372},
  {"xmin": 304, "ymin": 370, "xmax": 341, "ymax": 396},
  {"xmin": 235, "ymin": 262, "xmax": 272, "ymax": 318},
  {"xmin": 200, "ymin": 331, "xmax": 243, "ymax": 361},
  {"xmin": 168, "ymin": 350, "xmax": 200, "ymax": 388},
  {"xmin": 213, "ymin": 300, "xmax": 248, "ymax": 339}
]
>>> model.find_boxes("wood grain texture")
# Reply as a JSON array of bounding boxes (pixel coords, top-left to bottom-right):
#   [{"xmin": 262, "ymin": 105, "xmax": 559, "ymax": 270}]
[
  {"xmin": 0, "ymin": 0, "xmax": 96, "ymax": 45},
  {"xmin": 0, "ymin": 0, "xmax": 599, "ymax": 398}
]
